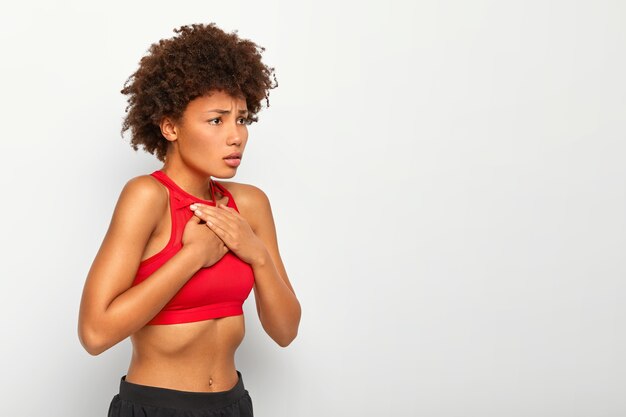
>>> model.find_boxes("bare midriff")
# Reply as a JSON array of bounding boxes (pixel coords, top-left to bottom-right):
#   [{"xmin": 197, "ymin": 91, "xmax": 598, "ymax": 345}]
[{"xmin": 126, "ymin": 315, "xmax": 245, "ymax": 392}]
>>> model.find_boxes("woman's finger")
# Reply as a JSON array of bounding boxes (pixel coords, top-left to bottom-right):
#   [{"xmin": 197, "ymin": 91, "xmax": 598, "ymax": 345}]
[
  {"xmin": 193, "ymin": 208, "xmax": 235, "ymax": 241},
  {"xmin": 196, "ymin": 205, "xmax": 236, "ymax": 227}
]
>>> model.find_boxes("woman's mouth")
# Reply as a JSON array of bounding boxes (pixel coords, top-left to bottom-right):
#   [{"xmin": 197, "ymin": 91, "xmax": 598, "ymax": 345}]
[{"xmin": 224, "ymin": 156, "xmax": 241, "ymax": 167}]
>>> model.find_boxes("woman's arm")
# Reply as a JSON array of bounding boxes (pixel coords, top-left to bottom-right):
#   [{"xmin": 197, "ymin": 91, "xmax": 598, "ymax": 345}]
[
  {"xmin": 234, "ymin": 184, "xmax": 302, "ymax": 347},
  {"xmin": 77, "ymin": 176, "xmax": 204, "ymax": 356}
]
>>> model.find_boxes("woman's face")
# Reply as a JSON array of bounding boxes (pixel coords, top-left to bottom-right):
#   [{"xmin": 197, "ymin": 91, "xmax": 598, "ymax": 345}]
[{"xmin": 165, "ymin": 90, "xmax": 249, "ymax": 178}]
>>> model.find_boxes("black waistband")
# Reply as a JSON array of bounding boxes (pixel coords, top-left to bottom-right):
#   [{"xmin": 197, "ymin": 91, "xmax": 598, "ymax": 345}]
[{"xmin": 118, "ymin": 370, "xmax": 247, "ymax": 410}]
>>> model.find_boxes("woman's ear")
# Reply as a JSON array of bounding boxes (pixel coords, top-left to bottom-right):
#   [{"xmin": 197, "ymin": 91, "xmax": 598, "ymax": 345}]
[{"xmin": 159, "ymin": 116, "xmax": 179, "ymax": 142}]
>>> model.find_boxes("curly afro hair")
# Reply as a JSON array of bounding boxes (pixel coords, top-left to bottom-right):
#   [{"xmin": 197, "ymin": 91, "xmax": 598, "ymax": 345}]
[{"xmin": 120, "ymin": 23, "xmax": 278, "ymax": 162}]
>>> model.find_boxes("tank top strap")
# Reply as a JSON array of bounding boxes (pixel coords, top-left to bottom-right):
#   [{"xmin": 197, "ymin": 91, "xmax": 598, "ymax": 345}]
[
  {"xmin": 150, "ymin": 170, "xmax": 241, "ymax": 212},
  {"xmin": 213, "ymin": 180, "xmax": 241, "ymax": 212},
  {"xmin": 150, "ymin": 170, "xmax": 216, "ymax": 211}
]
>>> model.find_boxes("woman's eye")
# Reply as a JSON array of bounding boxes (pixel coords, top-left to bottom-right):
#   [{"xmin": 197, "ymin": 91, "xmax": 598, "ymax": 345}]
[{"xmin": 208, "ymin": 118, "xmax": 250, "ymax": 125}]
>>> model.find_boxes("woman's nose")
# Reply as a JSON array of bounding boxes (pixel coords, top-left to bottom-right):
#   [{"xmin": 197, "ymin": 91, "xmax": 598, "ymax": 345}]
[{"xmin": 226, "ymin": 124, "xmax": 244, "ymax": 145}]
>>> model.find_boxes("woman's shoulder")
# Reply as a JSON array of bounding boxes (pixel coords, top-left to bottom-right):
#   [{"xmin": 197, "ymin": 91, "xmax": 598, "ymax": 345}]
[
  {"xmin": 215, "ymin": 181, "xmax": 271, "ymax": 230},
  {"xmin": 215, "ymin": 180, "xmax": 269, "ymax": 207},
  {"xmin": 117, "ymin": 174, "xmax": 169, "ymax": 214},
  {"xmin": 103, "ymin": 175, "xmax": 168, "ymax": 253},
  {"xmin": 125, "ymin": 174, "xmax": 169, "ymax": 200}
]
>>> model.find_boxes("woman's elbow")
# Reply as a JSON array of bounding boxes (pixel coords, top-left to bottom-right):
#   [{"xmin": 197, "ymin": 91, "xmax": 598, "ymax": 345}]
[
  {"xmin": 278, "ymin": 305, "xmax": 301, "ymax": 347},
  {"xmin": 274, "ymin": 326, "xmax": 299, "ymax": 348},
  {"xmin": 77, "ymin": 323, "xmax": 107, "ymax": 356}
]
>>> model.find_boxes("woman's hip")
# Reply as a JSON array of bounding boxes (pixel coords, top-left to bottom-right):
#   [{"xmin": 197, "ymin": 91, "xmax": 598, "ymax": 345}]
[{"xmin": 108, "ymin": 369, "xmax": 253, "ymax": 417}]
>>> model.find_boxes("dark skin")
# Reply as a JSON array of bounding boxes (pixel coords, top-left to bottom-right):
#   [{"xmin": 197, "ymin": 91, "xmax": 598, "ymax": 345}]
[{"xmin": 78, "ymin": 90, "xmax": 301, "ymax": 392}]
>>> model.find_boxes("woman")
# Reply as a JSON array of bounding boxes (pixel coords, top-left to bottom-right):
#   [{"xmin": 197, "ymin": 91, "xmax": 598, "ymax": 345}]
[{"xmin": 77, "ymin": 23, "xmax": 301, "ymax": 417}]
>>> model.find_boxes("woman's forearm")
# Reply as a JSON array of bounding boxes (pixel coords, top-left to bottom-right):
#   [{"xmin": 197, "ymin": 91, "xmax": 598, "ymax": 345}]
[
  {"xmin": 251, "ymin": 249, "xmax": 301, "ymax": 347},
  {"xmin": 82, "ymin": 247, "xmax": 203, "ymax": 355}
]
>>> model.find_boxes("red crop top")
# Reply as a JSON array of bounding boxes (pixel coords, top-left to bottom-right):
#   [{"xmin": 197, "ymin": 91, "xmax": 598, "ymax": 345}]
[{"xmin": 131, "ymin": 170, "xmax": 255, "ymax": 325}]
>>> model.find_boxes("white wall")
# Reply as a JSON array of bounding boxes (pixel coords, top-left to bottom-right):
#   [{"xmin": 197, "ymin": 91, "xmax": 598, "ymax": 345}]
[{"xmin": 0, "ymin": 1, "xmax": 624, "ymax": 416}]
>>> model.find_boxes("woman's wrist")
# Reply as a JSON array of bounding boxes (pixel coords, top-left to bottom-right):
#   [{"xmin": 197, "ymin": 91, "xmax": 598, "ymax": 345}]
[
  {"xmin": 251, "ymin": 247, "xmax": 270, "ymax": 268},
  {"xmin": 178, "ymin": 245, "xmax": 206, "ymax": 270}
]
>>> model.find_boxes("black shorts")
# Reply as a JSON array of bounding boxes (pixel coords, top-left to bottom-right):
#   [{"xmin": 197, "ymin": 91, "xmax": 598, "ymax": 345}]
[{"xmin": 107, "ymin": 370, "xmax": 253, "ymax": 417}]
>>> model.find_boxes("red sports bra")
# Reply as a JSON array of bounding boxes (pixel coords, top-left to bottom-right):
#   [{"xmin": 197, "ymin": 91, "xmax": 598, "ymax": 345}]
[{"xmin": 131, "ymin": 170, "xmax": 255, "ymax": 325}]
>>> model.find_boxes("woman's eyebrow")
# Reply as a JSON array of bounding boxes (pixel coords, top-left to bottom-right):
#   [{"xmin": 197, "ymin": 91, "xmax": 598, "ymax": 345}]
[{"xmin": 205, "ymin": 109, "xmax": 249, "ymax": 114}]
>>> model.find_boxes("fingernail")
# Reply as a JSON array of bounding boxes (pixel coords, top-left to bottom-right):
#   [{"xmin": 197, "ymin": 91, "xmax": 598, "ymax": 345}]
[{"xmin": 190, "ymin": 204, "xmax": 197, "ymax": 210}]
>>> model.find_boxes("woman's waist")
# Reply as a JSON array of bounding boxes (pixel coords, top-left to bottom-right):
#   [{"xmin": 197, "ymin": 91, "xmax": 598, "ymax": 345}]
[
  {"xmin": 125, "ymin": 357, "xmax": 241, "ymax": 392},
  {"xmin": 128, "ymin": 317, "xmax": 244, "ymax": 392},
  {"xmin": 131, "ymin": 315, "xmax": 245, "ymax": 357}
]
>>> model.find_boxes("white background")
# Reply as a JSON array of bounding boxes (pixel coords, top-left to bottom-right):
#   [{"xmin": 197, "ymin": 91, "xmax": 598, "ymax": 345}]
[{"xmin": 0, "ymin": 1, "xmax": 624, "ymax": 416}]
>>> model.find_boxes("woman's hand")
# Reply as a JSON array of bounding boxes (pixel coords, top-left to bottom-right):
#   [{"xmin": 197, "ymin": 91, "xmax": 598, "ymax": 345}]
[
  {"xmin": 181, "ymin": 214, "xmax": 230, "ymax": 268},
  {"xmin": 189, "ymin": 203, "xmax": 267, "ymax": 266}
]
